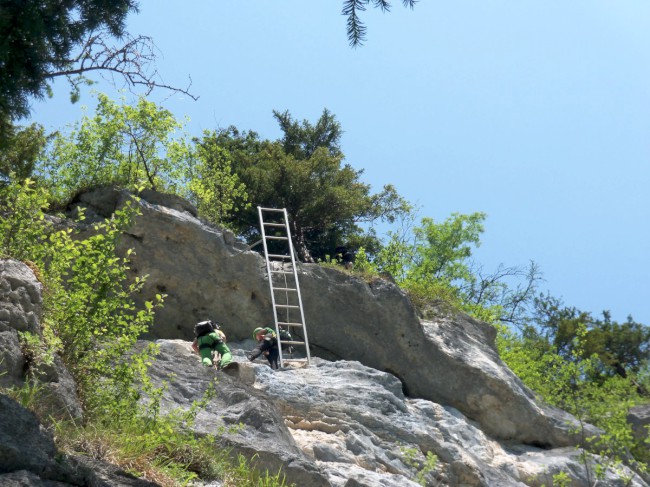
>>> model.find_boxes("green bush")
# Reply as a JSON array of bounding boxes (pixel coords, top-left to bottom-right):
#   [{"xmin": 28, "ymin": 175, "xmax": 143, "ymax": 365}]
[{"xmin": 498, "ymin": 325, "xmax": 648, "ymax": 480}]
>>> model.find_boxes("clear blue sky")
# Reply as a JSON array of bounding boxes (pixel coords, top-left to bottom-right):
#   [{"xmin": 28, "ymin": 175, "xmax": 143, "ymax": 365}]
[{"xmin": 28, "ymin": 1, "xmax": 650, "ymax": 324}]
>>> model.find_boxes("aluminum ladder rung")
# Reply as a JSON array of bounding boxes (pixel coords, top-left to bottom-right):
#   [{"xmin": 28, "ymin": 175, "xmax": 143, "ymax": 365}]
[
  {"xmin": 267, "ymin": 254, "xmax": 291, "ymax": 259},
  {"xmin": 259, "ymin": 207, "xmax": 285, "ymax": 213},
  {"xmin": 281, "ymin": 359, "xmax": 309, "ymax": 366},
  {"xmin": 270, "ymin": 270, "xmax": 293, "ymax": 274},
  {"xmin": 273, "ymin": 287, "xmax": 297, "ymax": 292},
  {"xmin": 275, "ymin": 304, "xmax": 300, "ymax": 309},
  {"xmin": 277, "ymin": 322, "xmax": 304, "ymax": 327},
  {"xmin": 263, "ymin": 223, "xmax": 286, "ymax": 227},
  {"xmin": 282, "ymin": 340, "xmax": 305, "ymax": 346},
  {"xmin": 266, "ymin": 236, "xmax": 288, "ymax": 240}
]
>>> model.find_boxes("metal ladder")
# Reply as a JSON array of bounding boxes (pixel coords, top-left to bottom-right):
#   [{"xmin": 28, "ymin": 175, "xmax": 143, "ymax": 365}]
[{"xmin": 257, "ymin": 206, "xmax": 311, "ymax": 367}]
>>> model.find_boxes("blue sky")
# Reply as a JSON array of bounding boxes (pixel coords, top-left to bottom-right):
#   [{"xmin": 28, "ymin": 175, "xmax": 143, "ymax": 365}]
[{"xmin": 28, "ymin": 1, "xmax": 650, "ymax": 324}]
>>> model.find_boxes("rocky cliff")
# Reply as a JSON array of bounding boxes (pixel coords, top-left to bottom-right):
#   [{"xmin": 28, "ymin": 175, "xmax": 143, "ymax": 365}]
[
  {"xmin": 0, "ymin": 259, "xmax": 159, "ymax": 486},
  {"xmin": 69, "ymin": 188, "xmax": 594, "ymax": 448},
  {"xmin": 1, "ymin": 188, "xmax": 648, "ymax": 486}
]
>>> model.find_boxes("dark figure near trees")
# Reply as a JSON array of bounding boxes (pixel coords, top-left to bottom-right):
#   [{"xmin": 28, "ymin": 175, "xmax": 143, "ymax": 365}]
[{"xmin": 335, "ymin": 246, "xmax": 355, "ymax": 270}]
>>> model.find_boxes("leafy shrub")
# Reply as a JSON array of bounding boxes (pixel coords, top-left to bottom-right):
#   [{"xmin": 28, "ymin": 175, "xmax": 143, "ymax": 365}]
[{"xmin": 498, "ymin": 325, "xmax": 648, "ymax": 481}]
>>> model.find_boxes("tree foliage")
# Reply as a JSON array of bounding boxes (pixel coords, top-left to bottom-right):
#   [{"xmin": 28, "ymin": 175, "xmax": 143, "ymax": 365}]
[
  {"xmin": 204, "ymin": 109, "xmax": 411, "ymax": 262},
  {"xmin": 186, "ymin": 130, "xmax": 249, "ymax": 225},
  {"xmin": 0, "ymin": 0, "xmax": 196, "ymax": 122},
  {"xmin": 0, "ymin": 0, "xmax": 136, "ymax": 119},
  {"xmin": 274, "ymin": 108, "xmax": 342, "ymax": 159},
  {"xmin": 529, "ymin": 293, "xmax": 650, "ymax": 386},
  {"xmin": 31, "ymin": 93, "xmax": 249, "ymax": 226},
  {"xmin": 40, "ymin": 93, "xmax": 190, "ymax": 202},
  {"xmin": 372, "ymin": 212, "xmax": 542, "ymax": 325},
  {"xmin": 0, "ymin": 177, "xmax": 51, "ymax": 262},
  {"xmin": 498, "ymin": 324, "xmax": 648, "ymax": 478},
  {"xmin": 409, "ymin": 212, "xmax": 486, "ymax": 284},
  {"xmin": 0, "ymin": 120, "xmax": 49, "ymax": 183}
]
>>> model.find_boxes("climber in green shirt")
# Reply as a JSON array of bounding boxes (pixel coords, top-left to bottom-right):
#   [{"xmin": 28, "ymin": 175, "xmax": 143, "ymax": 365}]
[
  {"xmin": 191, "ymin": 320, "xmax": 233, "ymax": 369},
  {"xmin": 247, "ymin": 326, "xmax": 280, "ymax": 369}
]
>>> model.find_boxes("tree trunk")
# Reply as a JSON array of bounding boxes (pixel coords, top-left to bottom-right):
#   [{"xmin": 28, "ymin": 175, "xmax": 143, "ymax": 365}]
[{"xmin": 291, "ymin": 222, "xmax": 313, "ymax": 263}]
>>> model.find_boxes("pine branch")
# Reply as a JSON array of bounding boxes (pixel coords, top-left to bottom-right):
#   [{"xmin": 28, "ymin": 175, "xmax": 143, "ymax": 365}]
[
  {"xmin": 343, "ymin": 0, "xmax": 417, "ymax": 47},
  {"xmin": 342, "ymin": 0, "xmax": 368, "ymax": 47}
]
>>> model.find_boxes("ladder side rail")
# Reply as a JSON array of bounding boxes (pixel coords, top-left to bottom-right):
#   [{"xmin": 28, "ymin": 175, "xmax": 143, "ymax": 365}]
[
  {"xmin": 272, "ymin": 209, "xmax": 295, "ymax": 367},
  {"xmin": 274, "ymin": 208, "xmax": 296, "ymax": 367},
  {"xmin": 272, "ymin": 209, "xmax": 290, "ymax": 367},
  {"xmin": 261, "ymin": 207, "xmax": 293, "ymax": 367},
  {"xmin": 275, "ymin": 266, "xmax": 288, "ymax": 367},
  {"xmin": 258, "ymin": 207, "xmax": 282, "ymax": 346},
  {"xmin": 282, "ymin": 208, "xmax": 311, "ymax": 364}
]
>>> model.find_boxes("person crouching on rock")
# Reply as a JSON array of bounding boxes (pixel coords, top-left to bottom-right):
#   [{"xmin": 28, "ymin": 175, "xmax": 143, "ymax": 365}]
[
  {"xmin": 247, "ymin": 326, "xmax": 279, "ymax": 369},
  {"xmin": 192, "ymin": 320, "xmax": 233, "ymax": 370}
]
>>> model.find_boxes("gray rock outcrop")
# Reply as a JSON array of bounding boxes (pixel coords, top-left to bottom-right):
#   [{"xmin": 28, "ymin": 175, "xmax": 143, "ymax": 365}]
[
  {"xmin": 143, "ymin": 339, "xmax": 331, "ymax": 487},
  {"xmin": 0, "ymin": 392, "xmax": 160, "ymax": 486},
  {"xmin": 628, "ymin": 404, "xmax": 650, "ymax": 443},
  {"xmin": 3, "ymin": 189, "xmax": 646, "ymax": 487},
  {"xmin": 147, "ymin": 339, "xmax": 648, "ymax": 487},
  {"xmin": 0, "ymin": 259, "xmax": 42, "ymax": 336},
  {"xmin": 0, "ymin": 393, "xmax": 78, "ymax": 483},
  {"xmin": 67, "ymin": 188, "xmax": 598, "ymax": 448},
  {"xmin": 0, "ymin": 260, "xmax": 165, "ymax": 486},
  {"xmin": 0, "ymin": 260, "xmax": 82, "ymax": 421}
]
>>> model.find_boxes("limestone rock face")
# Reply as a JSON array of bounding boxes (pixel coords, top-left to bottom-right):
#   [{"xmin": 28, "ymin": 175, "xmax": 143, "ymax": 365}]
[
  {"xmin": 299, "ymin": 267, "xmax": 599, "ymax": 447},
  {"xmin": 628, "ymin": 404, "xmax": 650, "ymax": 443},
  {"xmin": 69, "ymin": 188, "xmax": 597, "ymax": 448},
  {"xmin": 0, "ymin": 327, "xmax": 24, "ymax": 389},
  {"xmin": 149, "ymin": 339, "xmax": 648, "ymax": 487},
  {"xmin": 1, "ymin": 209, "xmax": 648, "ymax": 486},
  {"xmin": 67, "ymin": 188, "xmax": 269, "ymax": 341},
  {"xmin": 0, "ymin": 261, "xmax": 161, "ymax": 486},
  {"xmin": 0, "ymin": 259, "xmax": 42, "ymax": 335},
  {"xmin": 146, "ymin": 339, "xmax": 331, "ymax": 487},
  {"xmin": 0, "ymin": 393, "xmax": 73, "ymax": 482},
  {"xmin": 0, "ymin": 393, "xmax": 158, "ymax": 486},
  {"xmin": 0, "ymin": 260, "xmax": 82, "ymax": 420}
]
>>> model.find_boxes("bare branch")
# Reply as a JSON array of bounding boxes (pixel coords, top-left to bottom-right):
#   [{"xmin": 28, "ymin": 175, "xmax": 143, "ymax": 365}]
[
  {"xmin": 463, "ymin": 260, "xmax": 544, "ymax": 328},
  {"xmin": 47, "ymin": 30, "xmax": 198, "ymax": 101}
]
